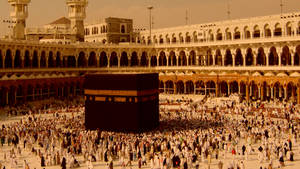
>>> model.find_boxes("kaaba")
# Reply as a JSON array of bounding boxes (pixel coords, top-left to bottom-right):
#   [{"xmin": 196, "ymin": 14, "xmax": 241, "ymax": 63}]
[{"xmin": 84, "ymin": 73, "xmax": 159, "ymax": 132}]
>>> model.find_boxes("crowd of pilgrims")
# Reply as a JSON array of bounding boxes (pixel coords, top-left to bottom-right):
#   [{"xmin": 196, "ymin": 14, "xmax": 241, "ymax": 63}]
[{"xmin": 0, "ymin": 96, "xmax": 299, "ymax": 169}]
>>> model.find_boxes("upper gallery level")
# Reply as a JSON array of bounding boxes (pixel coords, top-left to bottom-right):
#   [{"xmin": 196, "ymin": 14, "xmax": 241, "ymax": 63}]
[{"xmin": 138, "ymin": 12, "xmax": 300, "ymax": 45}]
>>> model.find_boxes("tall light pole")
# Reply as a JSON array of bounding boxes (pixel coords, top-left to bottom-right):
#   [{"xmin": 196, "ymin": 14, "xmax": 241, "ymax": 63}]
[{"xmin": 147, "ymin": 6, "xmax": 153, "ymax": 43}]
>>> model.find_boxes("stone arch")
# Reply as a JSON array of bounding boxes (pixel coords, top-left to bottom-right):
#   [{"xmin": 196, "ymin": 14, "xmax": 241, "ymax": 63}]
[
  {"xmin": 281, "ymin": 46, "xmax": 291, "ymax": 66},
  {"xmin": 88, "ymin": 51, "xmax": 97, "ymax": 67},
  {"xmin": 171, "ymin": 34, "xmax": 177, "ymax": 43},
  {"xmin": 165, "ymin": 80, "xmax": 174, "ymax": 94},
  {"xmin": 234, "ymin": 27, "xmax": 241, "ymax": 39},
  {"xmin": 245, "ymin": 48, "xmax": 254, "ymax": 66},
  {"xmin": 131, "ymin": 51, "xmax": 138, "ymax": 67},
  {"xmin": 150, "ymin": 55, "xmax": 157, "ymax": 67},
  {"xmin": 250, "ymin": 81, "xmax": 259, "ymax": 100},
  {"xmin": 120, "ymin": 52, "xmax": 128, "ymax": 67},
  {"xmin": 269, "ymin": 47, "xmax": 278, "ymax": 66},
  {"xmin": 40, "ymin": 51, "xmax": 46, "ymax": 68},
  {"xmin": 110, "ymin": 52, "xmax": 118, "ymax": 67},
  {"xmin": 225, "ymin": 28, "xmax": 232, "ymax": 40},
  {"xmin": 207, "ymin": 50, "xmax": 214, "ymax": 66},
  {"xmin": 99, "ymin": 52, "xmax": 108, "ymax": 67},
  {"xmin": 215, "ymin": 50, "xmax": 222, "ymax": 66},
  {"xmin": 14, "ymin": 50, "xmax": 22, "ymax": 68},
  {"xmin": 273, "ymin": 82, "xmax": 283, "ymax": 99},
  {"xmin": 67, "ymin": 56, "xmax": 76, "ymax": 67},
  {"xmin": 224, "ymin": 49, "xmax": 233, "ymax": 66},
  {"xmin": 235, "ymin": 49, "xmax": 243, "ymax": 66},
  {"xmin": 185, "ymin": 32, "xmax": 191, "ymax": 43},
  {"xmin": 24, "ymin": 50, "xmax": 30, "ymax": 68},
  {"xmin": 216, "ymin": 29, "xmax": 222, "ymax": 41},
  {"xmin": 244, "ymin": 26, "xmax": 251, "ymax": 39},
  {"xmin": 5, "ymin": 49, "xmax": 13, "ymax": 68},
  {"xmin": 264, "ymin": 24, "xmax": 272, "ymax": 37},
  {"xmin": 56, "ymin": 52, "xmax": 61, "ymax": 67},
  {"xmin": 185, "ymin": 81, "xmax": 194, "ymax": 94},
  {"xmin": 78, "ymin": 51, "xmax": 87, "ymax": 67},
  {"xmin": 192, "ymin": 31, "xmax": 198, "ymax": 42},
  {"xmin": 286, "ymin": 22, "xmax": 292, "ymax": 36},
  {"xmin": 140, "ymin": 52, "xmax": 148, "ymax": 66},
  {"xmin": 159, "ymin": 35, "xmax": 164, "ymax": 44},
  {"xmin": 168, "ymin": 51, "xmax": 177, "ymax": 66},
  {"xmin": 195, "ymin": 80, "xmax": 205, "ymax": 95},
  {"xmin": 178, "ymin": 51, "xmax": 187, "ymax": 66},
  {"xmin": 253, "ymin": 25, "xmax": 260, "ymax": 38},
  {"xmin": 176, "ymin": 81, "xmax": 184, "ymax": 94},
  {"xmin": 229, "ymin": 81, "xmax": 239, "ymax": 94},
  {"xmin": 178, "ymin": 33, "xmax": 184, "ymax": 43},
  {"xmin": 159, "ymin": 51, "xmax": 167, "ymax": 66},
  {"xmin": 206, "ymin": 81, "xmax": 216, "ymax": 95},
  {"xmin": 165, "ymin": 34, "xmax": 170, "ymax": 43},
  {"xmin": 219, "ymin": 81, "xmax": 228, "ymax": 96},
  {"xmin": 274, "ymin": 23, "xmax": 282, "ymax": 36},
  {"xmin": 239, "ymin": 81, "xmax": 246, "ymax": 97},
  {"xmin": 48, "ymin": 51, "xmax": 54, "ymax": 68},
  {"xmin": 208, "ymin": 29, "xmax": 214, "ymax": 41},
  {"xmin": 32, "ymin": 50, "xmax": 38, "ymax": 68},
  {"xmin": 189, "ymin": 50, "xmax": 196, "ymax": 66},
  {"xmin": 287, "ymin": 82, "xmax": 295, "ymax": 100},
  {"xmin": 257, "ymin": 47, "xmax": 266, "ymax": 66}
]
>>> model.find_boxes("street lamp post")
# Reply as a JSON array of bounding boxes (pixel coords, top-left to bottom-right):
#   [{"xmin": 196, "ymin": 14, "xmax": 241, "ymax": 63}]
[{"xmin": 147, "ymin": 6, "xmax": 153, "ymax": 44}]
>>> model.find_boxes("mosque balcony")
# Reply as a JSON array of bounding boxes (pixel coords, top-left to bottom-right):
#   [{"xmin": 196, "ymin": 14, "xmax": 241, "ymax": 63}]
[
  {"xmin": 1, "ymin": 66, "xmax": 300, "ymax": 74},
  {"xmin": 153, "ymin": 34, "xmax": 300, "ymax": 48}
]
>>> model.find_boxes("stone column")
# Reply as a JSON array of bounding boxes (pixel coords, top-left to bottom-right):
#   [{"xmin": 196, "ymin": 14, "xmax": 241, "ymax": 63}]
[
  {"xmin": 291, "ymin": 51, "xmax": 295, "ymax": 66},
  {"xmin": 148, "ymin": 56, "xmax": 151, "ymax": 67},
  {"xmin": 279, "ymin": 86, "xmax": 282, "ymax": 98},
  {"xmin": 284, "ymin": 86, "xmax": 287, "ymax": 100},
  {"xmin": 107, "ymin": 57, "xmax": 110, "ymax": 68},
  {"xmin": 184, "ymin": 84, "xmax": 187, "ymax": 94},
  {"xmin": 212, "ymin": 51, "xmax": 216, "ymax": 66},
  {"xmin": 196, "ymin": 55, "xmax": 199, "ymax": 66},
  {"xmin": 238, "ymin": 83, "xmax": 241, "ymax": 95},
  {"xmin": 163, "ymin": 82, "xmax": 166, "ymax": 94},
  {"xmin": 258, "ymin": 87, "xmax": 261, "ymax": 99},
  {"xmin": 266, "ymin": 52, "xmax": 270, "ymax": 66},
  {"xmin": 174, "ymin": 84, "xmax": 177, "ymax": 94},
  {"xmin": 216, "ymin": 82, "xmax": 219, "ymax": 97},
  {"xmin": 246, "ymin": 84, "xmax": 249, "ymax": 102},
  {"xmin": 261, "ymin": 86, "xmax": 264, "ymax": 101},
  {"xmin": 205, "ymin": 84, "xmax": 207, "ymax": 96},
  {"xmin": 117, "ymin": 57, "xmax": 120, "ymax": 67},
  {"xmin": 271, "ymin": 87, "xmax": 274, "ymax": 99},
  {"xmin": 278, "ymin": 52, "xmax": 282, "ymax": 66},
  {"xmin": 228, "ymin": 84, "xmax": 230, "ymax": 96},
  {"xmin": 186, "ymin": 53, "xmax": 190, "ymax": 66}
]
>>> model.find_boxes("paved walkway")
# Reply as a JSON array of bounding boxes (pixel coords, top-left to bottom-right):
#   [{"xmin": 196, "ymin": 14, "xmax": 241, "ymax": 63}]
[{"xmin": 0, "ymin": 112, "xmax": 300, "ymax": 169}]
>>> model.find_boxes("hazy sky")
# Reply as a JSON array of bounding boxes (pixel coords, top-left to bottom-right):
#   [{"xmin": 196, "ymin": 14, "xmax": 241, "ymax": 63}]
[{"xmin": 0, "ymin": 0, "xmax": 300, "ymax": 36}]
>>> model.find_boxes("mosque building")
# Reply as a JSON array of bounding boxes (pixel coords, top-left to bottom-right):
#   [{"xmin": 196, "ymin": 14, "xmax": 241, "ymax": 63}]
[{"xmin": 0, "ymin": 0, "xmax": 300, "ymax": 106}]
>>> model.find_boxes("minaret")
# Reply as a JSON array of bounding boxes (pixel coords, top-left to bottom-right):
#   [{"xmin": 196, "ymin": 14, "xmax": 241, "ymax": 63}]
[
  {"xmin": 66, "ymin": 0, "xmax": 88, "ymax": 42},
  {"xmin": 7, "ymin": 0, "xmax": 31, "ymax": 40}
]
